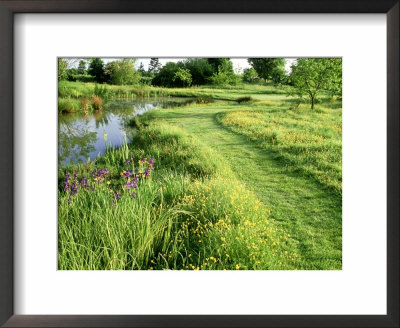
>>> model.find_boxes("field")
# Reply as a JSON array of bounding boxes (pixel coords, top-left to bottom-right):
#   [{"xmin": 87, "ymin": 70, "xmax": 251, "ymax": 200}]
[{"xmin": 58, "ymin": 83, "xmax": 342, "ymax": 270}]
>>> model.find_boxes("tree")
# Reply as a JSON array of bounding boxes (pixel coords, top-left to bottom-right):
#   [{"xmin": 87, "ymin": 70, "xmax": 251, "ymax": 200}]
[
  {"xmin": 183, "ymin": 58, "xmax": 214, "ymax": 85},
  {"xmin": 151, "ymin": 62, "xmax": 182, "ymax": 87},
  {"xmin": 289, "ymin": 58, "xmax": 342, "ymax": 109},
  {"xmin": 209, "ymin": 59, "xmax": 240, "ymax": 86},
  {"xmin": 88, "ymin": 58, "xmax": 107, "ymax": 83},
  {"xmin": 137, "ymin": 62, "xmax": 145, "ymax": 73},
  {"xmin": 208, "ymin": 58, "xmax": 234, "ymax": 74},
  {"xmin": 77, "ymin": 60, "xmax": 87, "ymax": 74},
  {"xmin": 173, "ymin": 68, "xmax": 192, "ymax": 87},
  {"xmin": 242, "ymin": 68, "xmax": 259, "ymax": 83},
  {"xmin": 58, "ymin": 58, "xmax": 68, "ymax": 81},
  {"xmin": 247, "ymin": 58, "xmax": 285, "ymax": 83},
  {"xmin": 148, "ymin": 58, "xmax": 162, "ymax": 74},
  {"xmin": 104, "ymin": 59, "xmax": 140, "ymax": 85}
]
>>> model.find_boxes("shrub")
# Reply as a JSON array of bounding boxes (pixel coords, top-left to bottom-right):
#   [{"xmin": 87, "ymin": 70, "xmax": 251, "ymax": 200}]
[
  {"xmin": 236, "ymin": 96, "xmax": 252, "ymax": 103},
  {"xmin": 80, "ymin": 98, "xmax": 91, "ymax": 111},
  {"xmin": 92, "ymin": 96, "xmax": 103, "ymax": 110}
]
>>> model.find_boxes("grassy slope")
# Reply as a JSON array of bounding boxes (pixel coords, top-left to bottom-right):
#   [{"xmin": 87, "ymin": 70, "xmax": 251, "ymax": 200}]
[
  {"xmin": 146, "ymin": 100, "xmax": 342, "ymax": 269},
  {"xmin": 59, "ymin": 122, "xmax": 297, "ymax": 270}
]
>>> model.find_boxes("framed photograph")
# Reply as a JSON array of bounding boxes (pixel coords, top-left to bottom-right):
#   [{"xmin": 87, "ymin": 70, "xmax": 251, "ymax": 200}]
[{"xmin": 1, "ymin": 1, "xmax": 398, "ymax": 327}]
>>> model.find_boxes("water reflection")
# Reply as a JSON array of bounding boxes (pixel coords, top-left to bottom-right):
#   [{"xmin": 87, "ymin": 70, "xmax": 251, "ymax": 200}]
[{"xmin": 58, "ymin": 97, "xmax": 193, "ymax": 165}]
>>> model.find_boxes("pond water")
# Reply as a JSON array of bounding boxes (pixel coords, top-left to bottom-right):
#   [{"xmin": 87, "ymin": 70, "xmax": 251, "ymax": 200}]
[{"xmin": 58, "ymin": 97, "xmax": 193, "ymax": 165}]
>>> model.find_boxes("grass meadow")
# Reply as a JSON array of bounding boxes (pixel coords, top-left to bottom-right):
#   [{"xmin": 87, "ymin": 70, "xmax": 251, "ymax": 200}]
[{"xmin": 58, "ymin": 82, "xmax": 342, "ymax": 270}]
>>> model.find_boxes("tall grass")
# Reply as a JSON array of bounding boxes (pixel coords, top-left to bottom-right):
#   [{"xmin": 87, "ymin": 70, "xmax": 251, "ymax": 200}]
[{"xmin": 58, "ymin": 118, "xmax": 297, "ymax": 270}]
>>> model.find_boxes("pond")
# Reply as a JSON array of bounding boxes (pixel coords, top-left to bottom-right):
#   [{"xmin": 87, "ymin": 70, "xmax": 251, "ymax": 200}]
[{"xmin": 58, "ymin": 97, "xmax": 194, "ymax": 165}]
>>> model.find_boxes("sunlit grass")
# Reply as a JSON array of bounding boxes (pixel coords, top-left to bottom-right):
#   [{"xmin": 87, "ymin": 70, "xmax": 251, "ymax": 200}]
[
  {"xmin": 59, "ymin": 120, "xmax": 296, "ymax": 270},
  {"xmin": 217, "ymin": 104, "xmax": 342, "ymax": 194},
  {"xmin": 58, "ymin": 83, "xmax": 342, "ymax": 270}
]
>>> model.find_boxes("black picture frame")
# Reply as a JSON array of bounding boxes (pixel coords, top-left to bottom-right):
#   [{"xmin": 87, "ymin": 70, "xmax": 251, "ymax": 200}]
[{"xmin": 0, "ymin": 1, "xmax": 398, "ymax": 327}]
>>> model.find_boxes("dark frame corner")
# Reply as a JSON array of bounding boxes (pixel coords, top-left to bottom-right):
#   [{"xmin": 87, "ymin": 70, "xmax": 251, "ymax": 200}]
[{"xmin": 0, "ymin": 1, "xmax": 398, "ymax": 327}]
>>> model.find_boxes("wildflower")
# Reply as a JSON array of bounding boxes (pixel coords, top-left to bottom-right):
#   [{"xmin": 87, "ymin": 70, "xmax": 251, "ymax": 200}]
[
  {"xmin": 144, "ymin": 169, "xmax": 150, "ymax": 178},
  {"xmin": 236, "ymin": 264, "xmax": 240, "ymax": 270},
  {"xmin": 113, "ymin": 192, "xmax": 120, "ymax": 200},
  {"xmin": 124, "ymin": 159, "xmax": 131, "ymax": 165},
  {"xmin": 148, "ymin": 158, "xmax": 155, "ymax": 164},
  {"xmin": 63, "ymin": 174, "xmax": 70, "ymax": 192},
  {"xmin": 80, "ymin": 176, "xmax": 88, "ymax": 189},
  {"xmin": 121, "ymin": 169, "xmax": 132, "ymax": 179},
  {"xmin": 125, "ymin": 179, "xmax": 137, "ymax": 190},
  {"xmin": 104, "ymin": 133, "xmax": 107, "ymax": 137},
  {"xmin": 70, "ymin": 182, "xmax": 78, "ymax": 196}
]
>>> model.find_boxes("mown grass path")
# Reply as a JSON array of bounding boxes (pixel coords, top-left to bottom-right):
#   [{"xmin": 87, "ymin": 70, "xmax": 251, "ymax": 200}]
[{"xmin": 157, "ymin": 104, "xmax": 342, "ymax": 270}]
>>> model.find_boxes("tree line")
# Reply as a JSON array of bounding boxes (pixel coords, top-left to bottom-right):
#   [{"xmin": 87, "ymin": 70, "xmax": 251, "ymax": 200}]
[{"xmin": 58, "ymin": 57, "xmax": 342, "ymax": 109}]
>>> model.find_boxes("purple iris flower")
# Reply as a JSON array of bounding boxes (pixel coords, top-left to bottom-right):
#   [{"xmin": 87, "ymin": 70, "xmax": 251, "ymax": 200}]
[
  {"xmin": 70, "ymin": 182, "xmax": 79, "ymax": 196},
  {"xmin": 125, "ymin": 179, "xmax": 137, "ymax": 190},
  {"xmin": 122, "ymin": 169, "xmax": 132, "ymax": 178},
  {"xmin": 124, "ymin": 159, "xmax": 130, "ymax": 165},
  {"xmin": 113, "ymin": 192, "xmax": 121, "ymax": 200},
  {"xmin": 80, "ymin": 177, "xmax": 88, "ymax": 188},
  {"xmin": 148, "ymin": 158, "xmax": 155, "ymax": 164},
  {"xmin": 144, "ymin": 169, "xmax": 150, "ymax": 178}
]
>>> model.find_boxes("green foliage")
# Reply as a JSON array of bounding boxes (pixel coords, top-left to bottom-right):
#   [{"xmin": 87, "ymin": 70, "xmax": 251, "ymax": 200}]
[
  {"xmin": 58, "ymin": 82, "xmax": 342, "ymax": 270},
  {"xmin": 183, "ymin": 58, "xmax": 214, "ymax": 85},
  {"xmin": 152, "ymin": 62, "xmax": 182, "ymax": 87},
  {"xmin": 209, "ymin": 59, "xmax": 240, "ymax": 86},
  {"xmin": 242, "ymin": 68, "xmax": 259, "ymax": 83},
  {"xmin": 208, "ymin": 58, "xmax": 234, "ymax": 73},
  {"xmin": 248, "ymin": 58, "xmax": 286, "ymax": 83},
  {"xmin": 58, "ymin": 97, "xmax": 81, "ymax": 113},
  {"xmin": 104, "ymin": 59, "xmax": 141, "ymax": 85},
  {"xmin": 88, "ymin": 58, "xmax": 107, "ymax": 83},
  {"xmin": 137, "ymin": 62, "xmax": 145, "ymax": 73},
  {"xmin": 236, "ymin": 96, "xmax": 252, "ymax": 103},
  {"xmin": 173, "ymin": 67, "xmax": 192, "ymax": 87},
  {"xmin": 78, "ymin": 60, "xmax": 87, "ymax": 74},
  {"xmin": 59, "ymin": 122, "xmax": 298, "ymax": 270},
  {"xmin": 58, "ymin": 58, "xmax": 68, "ymax": 81},
  {"xmin": 148, "ymin": 58, "xmax": 162, "ymax": 74},
  {"xmin": 289, "ymin": 58, "xmax": 342, "ymax": 109}
]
